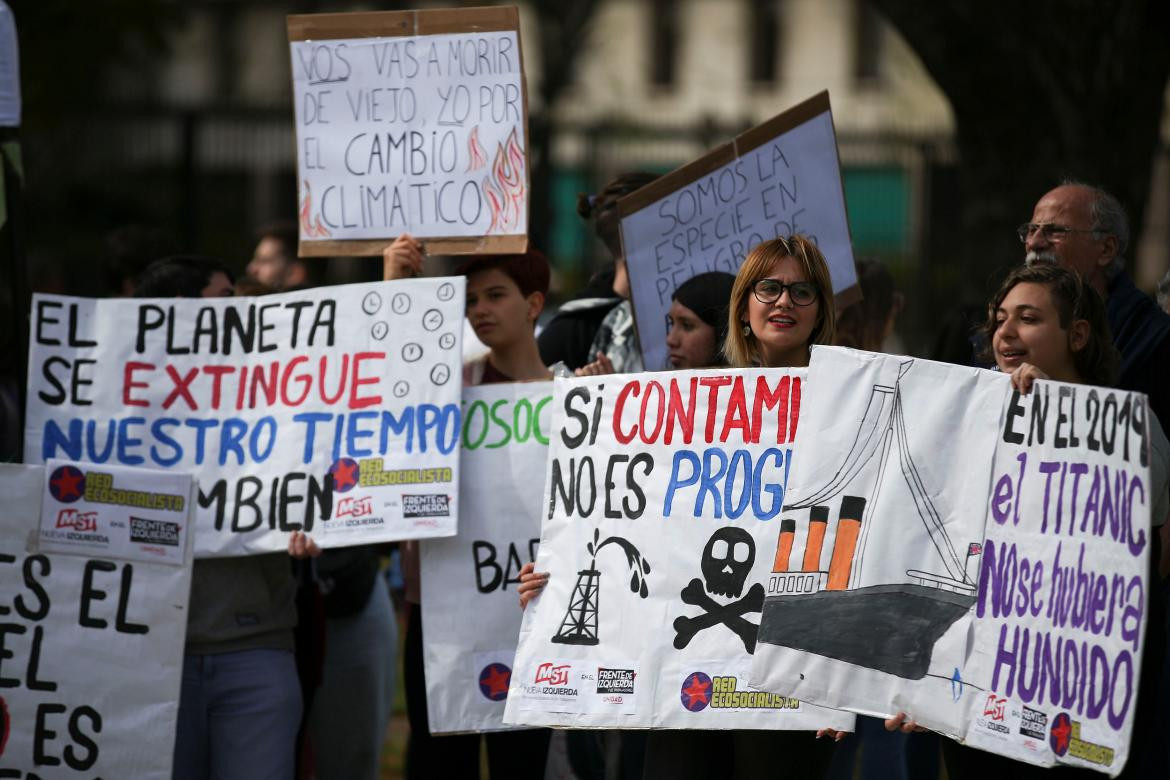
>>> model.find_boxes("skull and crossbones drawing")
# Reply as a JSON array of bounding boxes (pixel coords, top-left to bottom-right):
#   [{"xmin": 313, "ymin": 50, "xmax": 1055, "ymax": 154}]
[{"xmin": 673, "ymin": 527, "xmax": 765, "ymax": 654}]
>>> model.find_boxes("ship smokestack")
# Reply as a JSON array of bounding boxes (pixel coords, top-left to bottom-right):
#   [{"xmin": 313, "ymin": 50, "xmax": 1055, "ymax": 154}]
[
  {"xmin": 802, "ymin": 506, "xmax": 829, "ymax": 572},
  {"xmin": 772, "ymin": 518, "xmax": 796, "ymax": 572},
  {"xmin": 827, "ymin": 495, "xmax": 866, "ymax": 590}
]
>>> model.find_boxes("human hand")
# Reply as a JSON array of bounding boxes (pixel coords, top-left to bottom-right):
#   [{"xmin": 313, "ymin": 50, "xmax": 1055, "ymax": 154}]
[
  {"xmin": 383, "ymin": 233, "xmax": 424, "ymax": 280},
  {"xmin": 884, "ymin": 712, "xmax": 926, "ymax": 733},
  {"xmin": 574, "ymin": 352, "xmax": 615, "ymax": 377},
  {"xmin": 816, "ymin": 728, "xmax": 849, "ymax": 741},
  {"xmin": 288, "ymin": 530, "xmax": 322, "ymax": 559},
  {"xmin": 1009, "ymin": 362, "xmax": 1049, "ymax": 395},
  {"xmin": 518, "ymin": 561, "xmax": 549, "ymax": 610}
]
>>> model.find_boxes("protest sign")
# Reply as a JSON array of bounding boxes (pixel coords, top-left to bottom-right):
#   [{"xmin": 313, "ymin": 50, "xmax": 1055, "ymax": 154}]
[
  {"xmin": 288, "ymin": 6, "xmax": 529, "ymax": 256},
  {"xmin": 0, "ymin": 462, "xmax": 193, "ymax": 779},
  {"xmin": 503, "ymin": 368, "xmax": 853, "ymax": 731},
  {"xmin": 38, "ymin": 458, "xmax": 192, "ymax": 565},
  {"xmin": 421, "ymin": 382, "xmax": 552, "ymax": 734},
  {"xmin": 751, "ymin": 347, "xmax": 1151, "ymax": 775},
  {"xmin": 618, "ymin": 91, "xmax": 859, "ymax": 371},
  {"xmin": 24, "ymin": 278, "xmax": 465, "ymax": 557}
]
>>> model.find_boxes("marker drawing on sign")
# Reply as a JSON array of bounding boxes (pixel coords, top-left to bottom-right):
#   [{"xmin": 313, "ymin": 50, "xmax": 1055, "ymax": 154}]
[
  {"xmin": 759, "ymin": 360, "xmax": 980, "ymax": 679},
  {"xmin": 552, "ymin": 528, "xmax": 650, "ymax": 646}
]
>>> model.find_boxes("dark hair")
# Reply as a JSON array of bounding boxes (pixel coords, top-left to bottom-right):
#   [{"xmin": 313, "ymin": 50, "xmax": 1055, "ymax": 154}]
[
  {"xmin": 104, "ymin": 224, "xmax": 180, "ymax": 295},
  {"xmin": 577, "ymin": 172, "xmax": 660, "ymax": 257},
  {"xmin": 981, "ymin": 264, "xmax": 1118, "ymax": 387},
  {"xmin": 134, "ymin": 255, "xmax": 234, "ymax": 298},
  {"xmin": 254, "ymin": 219, "xmax": 299, "ymax": 258},
  {"xmin": 672, "ymin": 271, "xmax": 736, "ymax": 365},
  {"xmin": 836, "ymin": 258, "xmax": 900, "ymax": 351},
  {"xmin": 457, "ymin": 248, "xmax": 550, "ymax": 298}
]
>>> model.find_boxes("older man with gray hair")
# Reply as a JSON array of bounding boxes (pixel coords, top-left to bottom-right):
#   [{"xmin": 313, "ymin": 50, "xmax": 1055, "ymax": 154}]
[{"xmin": 1021, "ymin": 181, "xmax": 1170, "ymax": 430}]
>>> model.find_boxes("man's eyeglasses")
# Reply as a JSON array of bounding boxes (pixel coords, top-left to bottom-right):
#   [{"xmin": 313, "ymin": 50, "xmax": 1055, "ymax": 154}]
[
  {"xmin": 751, "ymin": 279, "xmax": 818, "ymax": 306},
  {"xmin": 1016, "ymin": 223, "xmax": 1100, "ymax": 243}
]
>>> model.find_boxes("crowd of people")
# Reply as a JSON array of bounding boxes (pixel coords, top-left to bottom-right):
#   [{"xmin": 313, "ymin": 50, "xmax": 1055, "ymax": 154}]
[{"xmin": 18, "ymin": 176, "xmax": 1170, "ymax": 780}]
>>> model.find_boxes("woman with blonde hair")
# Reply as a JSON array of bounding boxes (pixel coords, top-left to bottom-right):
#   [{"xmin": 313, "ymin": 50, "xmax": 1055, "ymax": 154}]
[
  {"xmin": 723, "ymin": 234, "xmax": 836, "ymax": 369},
  {"xmin": 639, "ymin": 235, "xmax": 839, "ymax": 779}
]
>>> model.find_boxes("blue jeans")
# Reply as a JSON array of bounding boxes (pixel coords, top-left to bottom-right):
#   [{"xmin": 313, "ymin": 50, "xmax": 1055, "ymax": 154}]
[
  {"xmin": 173, "ymin": 648, "xmax": 302, "ymax": 780},
  {"xmin": 308, "ymin": 574, "xmax": 398, "ymax": 780}
]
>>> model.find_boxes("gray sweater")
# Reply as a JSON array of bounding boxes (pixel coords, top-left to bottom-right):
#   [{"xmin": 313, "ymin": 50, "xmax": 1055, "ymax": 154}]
[{"xmin": 185, "ymin": 553, "xmax": 298, "ymax": 655}]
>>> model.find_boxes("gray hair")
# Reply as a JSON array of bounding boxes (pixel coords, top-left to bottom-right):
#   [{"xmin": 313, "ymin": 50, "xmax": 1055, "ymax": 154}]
[
  {"xmin": 1158, "ymin": 269, "xmax": 1170, "ymax": 312},
  {"xmin": 1061, "ymin": 178, "xmax": 1129, "ymax": 276}
]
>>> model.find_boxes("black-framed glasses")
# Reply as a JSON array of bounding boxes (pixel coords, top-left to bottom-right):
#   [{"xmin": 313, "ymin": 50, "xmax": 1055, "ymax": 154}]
[
  {"xmin": 1016, "ymin": 223, "xmax": 1100, "ymax": 243},
  {"xmin": 751, "ymin": 279, "xmax": 818, "ymax": 306}
]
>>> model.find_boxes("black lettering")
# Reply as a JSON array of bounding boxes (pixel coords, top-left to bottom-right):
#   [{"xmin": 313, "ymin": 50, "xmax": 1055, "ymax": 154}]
[
  {"xmin": 65, "ymin": 706, "xmax": 102, "ymax": 771},
  {"xmin": 115, "ymin": 564, "xmax": 149, "ymax": 635},
  {"xmin": 473, "ymin": 541, "xmax": 502, "ymax": 593},
  {"xmin": 79, "ymin": 560, "xmax": 118, "ymax": 629}
]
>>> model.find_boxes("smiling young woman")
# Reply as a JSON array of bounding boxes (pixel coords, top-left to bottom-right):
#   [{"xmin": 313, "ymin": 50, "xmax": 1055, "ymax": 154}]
[{"xmin": 724, "ymin": 235, "xmax": 837, "ymax": 370}]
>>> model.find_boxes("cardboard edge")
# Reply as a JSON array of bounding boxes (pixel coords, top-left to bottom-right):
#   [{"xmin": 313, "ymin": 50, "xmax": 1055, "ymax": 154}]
[
  {"xmin": 298, "ymin": 235, "xmax": 528, "ymax": 258},
  {"xmin": 734, "ymin": 90, "xmax": 831, "ymax": 156},
  {"xmin": 288, "ymin": 6, "xmax": 518, "ymax": 41},
  {"xmin": 616, "ymin": 142, "xmax": 737, "ymax": 218}
]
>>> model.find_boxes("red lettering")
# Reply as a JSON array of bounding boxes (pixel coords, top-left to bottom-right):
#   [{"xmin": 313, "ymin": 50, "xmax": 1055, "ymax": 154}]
[
  {"xmin": 162, "ymin": 365, "xmax": 199, "ymax": 411},
  {"xmin": 280, "ymin": 356, "xmax": 311, "ymax": 406},
  {"xmin": 665, "ymin": 376, "xmax": 697, "ymax": 445},
  {"xmin": 752, "ymin": 375, "xmax": 789, "ymax": 444},
  {"xmin": 612, "ymin": 381, "xmax": 640, "ymax": 444},
  {"xmin": 699, "ymin": 376, "xmax": 732, "ymax": 442},
  {"xmin": 320, "ymin": 354, "xmax": 348, "ymax": 404},
  {"xmin": 349, "ymin": 352, "xmax": 385, "ymax": 409},
  {"xmin": 639, "ymin": 380, "xmax": 666, "ymax": 444},
  {"xmin": 236, "ymin": 364, "xmax": 248, "ymax": 410},
  {"xmin": 202, "ymin": 365, "xmax": 234, "ymax": 410},
  {"xmin": 720, "ymin": 376, "xmax": 750, "ymax": 443},
  {"xmin": 788, "ymin": 377, "xmax": 801, "ymax": 443},
  {"xmin": 249, "ymin": 362, "xmax": 278, "ymax": 408},
  {"xmin": 122, "ymin": 361, "xmax": 154, "ymax": 407}
]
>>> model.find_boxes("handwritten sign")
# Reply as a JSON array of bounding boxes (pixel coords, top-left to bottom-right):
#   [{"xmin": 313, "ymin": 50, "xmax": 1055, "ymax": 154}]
[
  {"xmin": 750, "ymin": 347, "xmax": 1151, "ymax": 775},
  {"xmin": 421, "ymin": 382, "xmax": 552, "ymax": 734},
  {"xmin": 288, "ymin": 6, "xmax": 528, "ymax": 256},
  {"xmin": 618, "ymin": 92, "xmax": 858, "ymax": 370},
  {"xmin": 503, "ymin": 368, "xmax": 853, "ymax": 731},
  {"xmin": 24, "ymin": 279, "xmax": 465, "ymax": 557},
  {"xmin": 0, "ymin": 462, "xmax": 193, "ymax": 779}
]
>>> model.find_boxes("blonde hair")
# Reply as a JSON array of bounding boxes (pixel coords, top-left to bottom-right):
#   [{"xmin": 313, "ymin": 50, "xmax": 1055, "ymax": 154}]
[{"xmin": 723, "ymin": 236, "xmax": 837, "ymax": 367}]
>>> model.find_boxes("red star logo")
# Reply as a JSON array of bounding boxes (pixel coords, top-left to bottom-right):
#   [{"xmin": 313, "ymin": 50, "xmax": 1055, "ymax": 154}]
[
  {"xmin": 681, "ymin": 674, "xmax": 711, "ymax": 710},
  {"xmin": 49, "ymin": 466, "xmax": 85, "ymax": 503},
  {"xmin": 480, "ymin": 665, "xmax": 511, "ymax": 700},
  {"xmin": 1050, "ymin": 713, "xmax": 1072, "ymax": 756},
  {"xmin": 330, "ymin": 459, "xmax": 359, "ymax": 492}
]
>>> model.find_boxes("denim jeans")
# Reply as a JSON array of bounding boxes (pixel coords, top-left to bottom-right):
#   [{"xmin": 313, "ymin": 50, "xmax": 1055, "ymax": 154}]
[{"xmin": 173, "ymin": 648, "xmax": 302, "ymax": 780}]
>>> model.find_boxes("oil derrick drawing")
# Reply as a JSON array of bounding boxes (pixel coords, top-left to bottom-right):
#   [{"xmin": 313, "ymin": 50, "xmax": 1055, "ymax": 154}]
[
  {"xmin": 759, "ymin": 360, "xmax": 982, "ymax": 680},
  {"xmin": 552, "ymin": 528, "xmax": 650, "ymax": 645}
]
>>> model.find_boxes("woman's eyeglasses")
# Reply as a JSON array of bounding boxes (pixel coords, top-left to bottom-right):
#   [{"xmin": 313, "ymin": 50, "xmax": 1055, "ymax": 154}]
[{"xmin": 751, "ymin": 279, "xmax": 818, "ymax": 306}]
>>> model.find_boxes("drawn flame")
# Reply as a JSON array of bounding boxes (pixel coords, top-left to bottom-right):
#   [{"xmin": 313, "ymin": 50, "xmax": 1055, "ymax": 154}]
[
  {"xmin": 481, "ymin": 127, "xmax": 526, "ymax": 233},
  {"xmin": 466, "ymin": 126, "xmax": 488, "ymax": 172},
  {"xmin": 299, "ymin": 180, "xmax": 332, "ymax": 239}
]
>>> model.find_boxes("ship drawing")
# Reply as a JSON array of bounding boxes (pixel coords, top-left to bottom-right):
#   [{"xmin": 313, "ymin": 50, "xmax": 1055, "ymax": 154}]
[{"xmin": 758, "ymin": 361, "xmax": 982, "ymax": 680}]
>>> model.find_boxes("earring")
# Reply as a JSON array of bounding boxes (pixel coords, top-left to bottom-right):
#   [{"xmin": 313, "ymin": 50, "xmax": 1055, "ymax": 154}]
[{"xmin": 742, "ymin": 322, "xmax": 751, "ymax": 337}]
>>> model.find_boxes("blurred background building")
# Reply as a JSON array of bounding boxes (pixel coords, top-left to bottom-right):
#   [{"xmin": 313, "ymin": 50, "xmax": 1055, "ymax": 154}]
[{"xmin": 11, "ymin": 0, "xmax": 1170, "ymax": 352}]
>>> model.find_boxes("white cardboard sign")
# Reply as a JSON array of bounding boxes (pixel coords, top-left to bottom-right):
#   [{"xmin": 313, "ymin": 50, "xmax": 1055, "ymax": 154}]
[
  {"xmin": 24, "ymin": 279, "xmax": 465, "ymax": 557},
  {"xmin": 421, "ymin": 382, "xmax": 552, "ymax": 734},
  {"xmin": 504, "ymin": 368, "xmax": 853, "ymax": 731},
  {"xmin": 750, "ymin": 347, "xmax": 1151, "ymax": 776},
  {"xmin": 289, "ymin": 7, "xmax": 528, "ymax": 254},
  {"xmin": 619, "ymin": 92, "xmax": 858, "ymax": 371},
  {"xmin": 0, "ymin": 463, "xmax": 193, "ymax": 779}
]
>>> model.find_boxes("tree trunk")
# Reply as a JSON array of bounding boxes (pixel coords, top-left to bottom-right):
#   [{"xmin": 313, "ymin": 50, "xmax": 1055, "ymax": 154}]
[{"xmin": 872, "ymin": 0, "xmax": 1170, "ymax": 301}]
